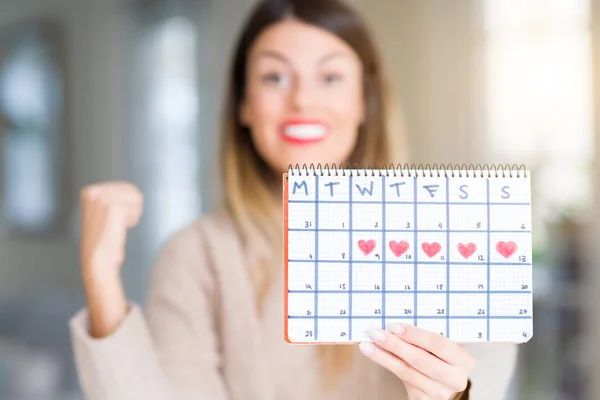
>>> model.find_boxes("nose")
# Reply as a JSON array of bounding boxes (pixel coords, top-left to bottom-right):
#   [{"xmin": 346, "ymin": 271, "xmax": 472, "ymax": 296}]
[{"xmin": 289, "ymin": 76, "xmax": 314, "ymax": 112}]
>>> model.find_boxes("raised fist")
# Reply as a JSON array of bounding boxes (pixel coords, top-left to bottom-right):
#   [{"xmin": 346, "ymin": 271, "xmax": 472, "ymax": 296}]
[{"xmin": 80, "ymin": 181, "xmax": 143, "ymax": 277}]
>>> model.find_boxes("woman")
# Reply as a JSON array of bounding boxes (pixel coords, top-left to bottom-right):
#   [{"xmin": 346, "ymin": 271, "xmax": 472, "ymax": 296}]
[{"xmin": 70, "ymin": 0, "xmax": 518, "ymax": 399}]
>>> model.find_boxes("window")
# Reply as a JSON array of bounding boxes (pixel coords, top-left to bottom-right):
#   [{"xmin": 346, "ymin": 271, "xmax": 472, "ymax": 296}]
[
  {"xmin": 483, "ymin": 0, "xmax": 593, "ymax": 223},
  {"xmin": 129, "ymin": 9, "xmax": 202, "ymax": 246},
  {"xmin": 0, "ymin": 22, "xmax": 66, "ymax": 235},
  {"xmin": 146, "ymin": 16, "xmax": 201, "ymax": 242},
  {"xmin": 482, "ymin": 1, "xmax": 593, "ymax": 398}
]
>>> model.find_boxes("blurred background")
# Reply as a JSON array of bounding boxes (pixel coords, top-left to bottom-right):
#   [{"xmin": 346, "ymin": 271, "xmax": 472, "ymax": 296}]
[{"xmin": 0, "ymin": 0, "xmax": 599, "ymax": 399}]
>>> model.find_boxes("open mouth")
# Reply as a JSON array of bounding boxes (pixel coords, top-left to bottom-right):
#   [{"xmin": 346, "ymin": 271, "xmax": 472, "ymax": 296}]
[{"xmin": 281, "ymin": 121, "xmax": 328, "ymax": 144}]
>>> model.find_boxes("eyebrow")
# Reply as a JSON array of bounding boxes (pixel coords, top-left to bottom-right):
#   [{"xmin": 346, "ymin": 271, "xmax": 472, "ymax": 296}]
[{"xmin": 254, "ymin": 50, "xmax": 349, "ymax": 66}]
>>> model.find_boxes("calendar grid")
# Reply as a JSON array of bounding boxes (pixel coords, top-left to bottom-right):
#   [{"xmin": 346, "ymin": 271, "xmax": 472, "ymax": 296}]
[
  {"xmin": 288, "ymin": 315, "xmax": 532, "ymax": 320},
  {"xmin": 289, "ymin": 289, "xmax": 531, "ymax": 294},
  {"xmin": 289, "ymin": 200, "xmax": 530, "ymax": 206},
  {"xmin": 348, "ymin": 174, "xmax": 353, "ymax": 340},
  {"xmin": 288, "ymin": 260, "xmax": 531, "ymax": 266},
  {"xmin": 413, "ymin": 175, "xmax": 418, "ymax": 326},
  {"xmin": 486, "ymin": 178, "xmax": 491, "ymax": 341},
  {"xmin": 446, "ymin": 176, "xmax": 450, "ymax": 337},
  {"xmin": 314, "ymin": 175, "xmax": 319, "ymax": 340},
  {"xmin": 381, "ymin": 174, "xmax": 386, "ymax": 329},
  {"xmin": 288, "ymin": 259, "xmax": 531, "ymax": 266},
  {"xmin": 288, "ymin": 228, "xmax": 531, "ymax": 234},
  {"xmin": 285, "ymin": 168, "xmax": 533, "ymax": 344}
]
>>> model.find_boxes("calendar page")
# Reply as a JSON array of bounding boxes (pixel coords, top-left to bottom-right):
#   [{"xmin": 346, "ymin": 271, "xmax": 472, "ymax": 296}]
[{"xmin": 283, "ymin": 167, "xmax": 533, "ymax": 344}]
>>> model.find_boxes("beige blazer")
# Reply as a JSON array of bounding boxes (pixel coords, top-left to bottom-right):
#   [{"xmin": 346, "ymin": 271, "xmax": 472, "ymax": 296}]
[{"xmin": 69, "ymin": 209, "xmax": 519, "ymax": 399}]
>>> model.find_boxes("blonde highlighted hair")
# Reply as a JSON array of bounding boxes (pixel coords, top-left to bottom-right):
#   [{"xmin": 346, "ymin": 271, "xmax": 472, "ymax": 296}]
[{"xmin": 220, "ymin": 0, "xmax": 407, "ymax": 386}]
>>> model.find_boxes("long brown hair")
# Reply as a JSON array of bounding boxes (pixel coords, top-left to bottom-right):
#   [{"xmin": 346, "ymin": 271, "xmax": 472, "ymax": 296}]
[{"xmin": 220, "ymin": 0, "xmax": 407, "ymax": 384}]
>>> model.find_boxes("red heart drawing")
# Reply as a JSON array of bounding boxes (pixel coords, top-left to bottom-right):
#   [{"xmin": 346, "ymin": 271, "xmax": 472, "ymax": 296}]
[
  {"xmin": 358, "ymin": 239, "xmax": 376, "ymax": 255},
  {"xmin": 389, "ymin": 240, "xmax": 410, "ymax": 257},
  {"xmin": 496, "ymin": 241, "xmax": 518, "ymax": 258},
  {"xmin": 457, "ymin": 242, "xmax": 477, "ymax": 259},
  {"xmin": 421, "ymin": 242, "xmax": 441, "ymax": 258}
]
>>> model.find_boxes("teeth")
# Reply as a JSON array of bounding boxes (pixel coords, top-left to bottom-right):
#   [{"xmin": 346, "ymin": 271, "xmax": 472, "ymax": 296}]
[{"xmin": 284, "ymin": 125, "xmax": 326, "ymax": 140}]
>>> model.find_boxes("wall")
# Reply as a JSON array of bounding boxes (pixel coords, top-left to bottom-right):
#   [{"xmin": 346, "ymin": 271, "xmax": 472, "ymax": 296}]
[
  {"xmin": 586, "ymin": 1, "xmax": 600, "ymax": 398},
  {"xmin": 352, "ymin": 1, "xmax": 519, "ymax": 398},
  {"xmin": 0, "ymin": 0, "xmax": 127, "ymax": 305},
  {"xmin": 0, "ymin": 0, "xmax": 261, "ymax": 307},
  {"xmin": 352, "ymin": 0, "xmax": 483, "ymax": 165}
]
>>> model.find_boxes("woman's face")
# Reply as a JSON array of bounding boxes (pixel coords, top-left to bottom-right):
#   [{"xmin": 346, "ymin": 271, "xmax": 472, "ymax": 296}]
[{"xmin": 241, "ymin": 18, "xmax": 365, "ymax": 174}]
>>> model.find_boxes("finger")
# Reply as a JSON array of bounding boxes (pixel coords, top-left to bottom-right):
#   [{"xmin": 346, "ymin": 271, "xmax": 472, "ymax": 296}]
[
  {"xmin": 105, "ymin": 205, "xmax": 129, "ymax": 239},
  {"xmin": 84, "ymin": 187, "xmax": 142, "ymax": 229},
  {"xmin": 387, "ymin": 323, "xmax": 474, "ymax": 370},
  {"xmin": 404, "ymin": 386, "xmax": 429, "ymax": 400},
  {"xmin": 107, "ymin": 186, "xmax": 143, "ymax": 205},
  {"xmin": 85, "ymin": 182, "xmax": 142, "ymax": 205},
  {"xmin": 124, "ymin": 204, "xmax": 143, "ymax": 228},
  {"xmin": 359, "ymin": 342, "xmax": 457, "ymax": 399},
  {"xmin": 405, "ymin": 383, "xmax": 443, "ymax": 400},
  {"xmin": 368, "ymin": 328, "xmax": 468, "ymax": 392}
]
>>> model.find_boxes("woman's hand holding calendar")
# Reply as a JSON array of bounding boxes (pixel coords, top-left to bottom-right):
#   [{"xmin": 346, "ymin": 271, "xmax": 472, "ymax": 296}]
[{"xmin": 359, "ymin": 324, "xmax": 474, "ymax": 399}]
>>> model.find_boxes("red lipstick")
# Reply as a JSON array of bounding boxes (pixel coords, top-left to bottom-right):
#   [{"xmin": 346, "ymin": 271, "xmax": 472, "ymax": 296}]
[{"xmin": 280, "ymin": 120, "xmax": 329, "ymax": 145}]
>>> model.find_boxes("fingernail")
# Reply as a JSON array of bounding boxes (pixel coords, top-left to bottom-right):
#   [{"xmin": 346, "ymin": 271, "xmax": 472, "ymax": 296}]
[
  {"xmin": 387, "ymin": 323, "xmax": 405, "ymax": 335},
  {"xmin": 359, "ymin": 342, "xmax": 376, "ymax": 355},
  {"xmin": 368, "ymin": 328, "xmax": 387, "ymax": 343}
]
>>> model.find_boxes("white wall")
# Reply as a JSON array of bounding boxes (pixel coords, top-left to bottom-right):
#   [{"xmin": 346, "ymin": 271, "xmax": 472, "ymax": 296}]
[{"xmin": 352, "ymin": 0, "xmax": 483, "ymax": 165}]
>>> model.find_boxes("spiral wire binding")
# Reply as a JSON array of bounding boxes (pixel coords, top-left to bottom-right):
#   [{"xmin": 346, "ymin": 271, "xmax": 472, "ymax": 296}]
[{"xmin": 287, "ymin": 163, "xmax": 528, "ymax": 178}]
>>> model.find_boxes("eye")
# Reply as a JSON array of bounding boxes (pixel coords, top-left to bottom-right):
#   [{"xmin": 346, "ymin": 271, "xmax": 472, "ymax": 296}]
[
  {"xmin": 322, "ymin": 73, "xmax": 343, "ymax": 84},
  {"xmin": 261, "ymin": 72, "xmax": 289, "ymax": 86}
]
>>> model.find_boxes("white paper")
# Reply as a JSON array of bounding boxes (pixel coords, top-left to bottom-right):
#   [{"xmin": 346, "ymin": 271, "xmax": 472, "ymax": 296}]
[{"xmin": 285, "ymin": 168, "xmax": 533, "ymax": 344}]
